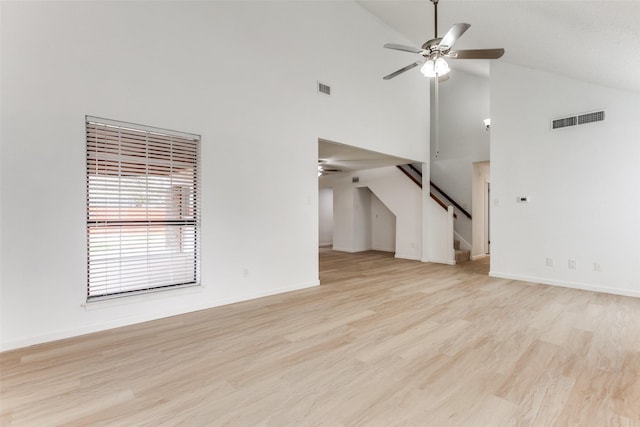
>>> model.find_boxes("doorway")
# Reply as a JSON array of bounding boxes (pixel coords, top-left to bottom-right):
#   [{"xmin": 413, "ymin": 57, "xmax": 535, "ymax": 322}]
[
  {"xmin": 484, "ymin": 181, "xmax": 490, "ymax": 254},
  {"xmin": 472, "ymin": 161, "xmax": 490, "ymax": 259}
]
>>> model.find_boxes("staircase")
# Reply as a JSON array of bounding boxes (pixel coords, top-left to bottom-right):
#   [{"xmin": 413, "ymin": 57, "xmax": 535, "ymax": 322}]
[
  {"xmin": 454, "ymin": 240, "xmax": 470, "ymax": 263},
  {"xmin": 395, "ymin": 164, "xmax": 472, "ymax": 265}
]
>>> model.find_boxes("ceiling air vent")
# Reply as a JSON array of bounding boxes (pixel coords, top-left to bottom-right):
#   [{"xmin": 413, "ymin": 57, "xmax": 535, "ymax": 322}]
[
  {"xmin": 578, "ymin": 110, "xmax": 605, "ymax": 125},
  {"xmin": 552, "ymin": 110, "xmax": 605, "ymax": 130},
  {"xmin": 318, "ymin": 82, "xmax": 331, "ymax": 96}
]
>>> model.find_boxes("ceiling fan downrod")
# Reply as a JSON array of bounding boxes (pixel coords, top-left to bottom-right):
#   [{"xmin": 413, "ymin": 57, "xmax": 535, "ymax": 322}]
[{"xmin": 432, "ymin": 0, "xmax": 439, "ymax": 39}]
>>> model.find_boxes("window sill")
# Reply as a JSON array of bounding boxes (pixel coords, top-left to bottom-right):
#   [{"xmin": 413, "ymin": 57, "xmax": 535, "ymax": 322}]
[{"xmin": 81, "ymin": 283, "xmax": 204, "ymax": 311}]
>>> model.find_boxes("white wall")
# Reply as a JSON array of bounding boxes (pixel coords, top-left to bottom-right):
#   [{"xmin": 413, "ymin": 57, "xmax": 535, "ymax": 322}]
[
  {"xmin": 0, "ymin": 1, "xmax": 429, "ymax": 350},
  {"xmin": 490, "ymin": 62, "xmax": 640, "ymax": 297},
  {"xmin": 371, "ymin": 192, "xmax": 395, "ymax": 252},
  {"xmin": 318, "ymin": 188, "xmax": 333, "ymax": 246},
  {"xmin": 424, "ymin": 203, "xmax": 455, "ymax": 265},
  {"xmin": 430, "ymin": 70, "xmax": 490, "ymax": 245},
  {"xmin": 353, "ymin": 188, "xmax": 373, "ymax": 251},
  {"xmin": 327, "ymin": 177, "xmax": 356, "ymax": 253}
]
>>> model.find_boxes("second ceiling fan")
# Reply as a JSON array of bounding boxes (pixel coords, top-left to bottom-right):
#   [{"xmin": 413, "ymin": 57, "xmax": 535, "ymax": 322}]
[{"xmin": 383, "ymin": 0, "xmax": 505, "ymax": 81}]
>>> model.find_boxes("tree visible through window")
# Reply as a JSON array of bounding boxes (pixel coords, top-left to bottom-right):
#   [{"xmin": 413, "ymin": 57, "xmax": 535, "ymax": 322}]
[{"xmin": 86, "ymin": 116, "xmax": 200, "ymax": 300}]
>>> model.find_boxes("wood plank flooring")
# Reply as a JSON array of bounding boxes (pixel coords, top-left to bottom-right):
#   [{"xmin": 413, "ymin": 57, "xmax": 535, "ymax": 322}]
[{"xmin": 2, "ymin": 250, "xmax": 640, "ymax": 426}]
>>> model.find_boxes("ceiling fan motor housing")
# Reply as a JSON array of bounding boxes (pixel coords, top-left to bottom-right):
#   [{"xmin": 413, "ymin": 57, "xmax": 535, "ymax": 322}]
[{"xmin": 421, "ymin": 38, "xmax": 446, "ymax": 58}]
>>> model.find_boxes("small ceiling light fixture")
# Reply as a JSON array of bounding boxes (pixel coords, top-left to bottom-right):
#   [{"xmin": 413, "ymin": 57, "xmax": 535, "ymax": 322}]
[
  {"xmin": 420, "ymin": 56, "xmax": 450, "ymax": 78},
  {"xmin": 483, "ymin": 118, "xmax": 491, "ymax": 131}
]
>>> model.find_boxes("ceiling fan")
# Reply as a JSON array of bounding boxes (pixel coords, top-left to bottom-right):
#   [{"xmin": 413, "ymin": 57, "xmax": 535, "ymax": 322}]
[
  {"xmin": 318, "ymin": 160, "xmax": 342, "ymax": 176},
  {"xmin": 383, "ymin": 0, "xmax": 504, "ymax": 81},
  {"xmin": 383, "ymin": 0, "xmax": 504, "ymax": 156}
]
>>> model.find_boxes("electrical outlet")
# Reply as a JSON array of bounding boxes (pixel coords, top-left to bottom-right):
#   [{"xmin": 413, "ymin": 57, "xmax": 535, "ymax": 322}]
[
  {"xmin": 593, "ymin": 262, "xmax": 601, "ymax": 272},
  {"xmin": 546, "ymin": 258, "xmax": 553, "ymax": 267},
  {"xmin": 242, "ymin": 268, "xmax": 249, "ymax": 278},
  {"xmin": 568, "ymin": 259, "xmax": 576, "ymax": 270}
]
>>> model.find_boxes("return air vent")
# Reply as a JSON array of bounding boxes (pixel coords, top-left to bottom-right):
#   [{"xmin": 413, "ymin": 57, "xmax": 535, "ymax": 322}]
[
  {"xmin": 552, "ymin": 110, "xmax": 605, "ymax": 130},
  {"xmin": 552, "ymin": 116, "xmax": 577, "ymax": 129},
  {"xmin": 317, "ymin": 82, "xmax": 331, "ymax": 96},
  {"xmin": 578, "ymin": 110, "xmax": 605, "ymax": 125}
]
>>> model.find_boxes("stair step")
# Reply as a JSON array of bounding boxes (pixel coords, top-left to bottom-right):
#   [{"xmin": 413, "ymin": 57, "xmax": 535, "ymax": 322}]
[{"xmin": 455, "ymin": 249, "xmax": 470, "ymax": 263}]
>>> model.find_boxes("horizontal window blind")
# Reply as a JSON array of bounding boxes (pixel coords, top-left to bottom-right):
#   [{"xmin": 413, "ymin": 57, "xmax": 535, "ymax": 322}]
[{"xmin": 86, "ymin": 116, "xmax": 200, "ymax": 300}]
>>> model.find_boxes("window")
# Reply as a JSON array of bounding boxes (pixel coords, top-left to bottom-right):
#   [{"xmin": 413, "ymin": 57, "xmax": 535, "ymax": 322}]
[{"xmin": 86, "ymin": 116, "xmax": 200, "ymax": 300}]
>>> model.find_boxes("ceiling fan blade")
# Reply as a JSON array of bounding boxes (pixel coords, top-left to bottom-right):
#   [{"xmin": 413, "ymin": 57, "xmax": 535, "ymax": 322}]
[
  {"xmin": 447, "ymin": 48, "xmax": 505, "ymax": 59},
  {"xmin": 384, "ymin": 43, "xmax": 423, "ymax": 54},
  {"xmin": 383, "ymin": 60, "xmax": 425, "ymax": 80},
  {"xmin": 438, "ymin": 23, "xmax": 471, "ymax": 49}
]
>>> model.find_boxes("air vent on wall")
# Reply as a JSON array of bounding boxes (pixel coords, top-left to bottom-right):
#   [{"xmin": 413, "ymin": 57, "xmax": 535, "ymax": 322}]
[
  {"xmin": 552, "ymin": 116, "xmax": 577, "ymax": 129},
  {"xmin": 578, "ymin": 110, "xmax": 605, "ymax": 125},
  {"xmin": 318, "ymin": 82, "xmax": 331, "ymax": 96},
  {"xmin": 552, "ymin": 110, "xmax": 605, "ymax": 130}
]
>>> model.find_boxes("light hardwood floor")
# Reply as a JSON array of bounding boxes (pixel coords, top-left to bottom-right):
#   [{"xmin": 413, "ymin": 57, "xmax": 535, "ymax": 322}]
[{"xmin": 2, "ymin": 250, "xmax": 640, "ymax": 426}]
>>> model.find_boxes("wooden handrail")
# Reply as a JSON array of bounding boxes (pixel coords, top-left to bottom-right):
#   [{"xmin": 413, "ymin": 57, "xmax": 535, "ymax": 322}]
[
  {"xmin": 430, "ymin": 193, "xmax": 455, "ymax": 217},
  {"xmin": 396, "ymin": 164, "xmax": 422, "ymax": 188},
  {"xmin": 406, "ymin": 164, "xmax": 472, "ymax": 220},
  {"xmin": 396, "ymin": 165, "xmax": 457, "ymax": 219},
  {"xmin": 429, "ymin": 181, "xmax": 472, "ymax": 220}
]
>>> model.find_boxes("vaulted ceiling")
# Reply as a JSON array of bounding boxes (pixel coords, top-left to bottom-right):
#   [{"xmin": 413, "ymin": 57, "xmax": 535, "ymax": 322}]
[{"xmin": 358, "ymin": 0, "xmax": 640, "ymax": 94}]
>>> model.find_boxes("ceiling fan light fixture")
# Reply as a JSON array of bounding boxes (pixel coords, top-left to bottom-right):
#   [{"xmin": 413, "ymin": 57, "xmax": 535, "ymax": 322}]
[
  {"xmin": 435, "ymin": 57, "xmax": 450, "ymax": 75},
  {"xmin": 420, "ymin": 57, "xmax": 450, "ymax": 78}
]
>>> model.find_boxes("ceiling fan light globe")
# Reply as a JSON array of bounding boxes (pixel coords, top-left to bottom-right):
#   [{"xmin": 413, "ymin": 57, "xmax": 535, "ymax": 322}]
[
  {"xmin": 420, "ymin": 59, "xmax": 436, "ymax": 77},
  {"xmin": 434, "ymin": 57, "xmax": 450, "ymax": 75},
  {"xmin": 420, "ymin": 58, "xmax": 450, "ymax": 78}
]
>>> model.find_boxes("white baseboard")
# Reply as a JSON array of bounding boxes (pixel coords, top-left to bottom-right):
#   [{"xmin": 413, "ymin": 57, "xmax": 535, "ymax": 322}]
[
  {"xmin": 319, "ymin": 242, "xmax": 333, "ymax": 247},
  {"xmin": 331, "ymin": 246, "xmax": 359, "ymax": 253},
  {"xmin": 372, "ymin": 246, "xmax": 395, "ymax": 253},
  {"xmin": 0, "ymin": 280, "xmax": 320, "ymax": 352},
  {"xmin": 471, "ymin": 254, "xmax": 489, "ymax": 261},
  {"xmin": 422, "ymin": 257, "xmax": 456, "ymax": 265},
  {"xmin": 489, "ymin": 271, "xmax": 640, "ymax": 299},
  {"xmin": 395, "ymin": 253, "xmax": 421, "ymax": 261}
]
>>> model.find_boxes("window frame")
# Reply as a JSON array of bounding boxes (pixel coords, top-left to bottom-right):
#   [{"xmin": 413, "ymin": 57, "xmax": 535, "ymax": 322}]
[{"xmin": 85, "ymin": 116, "xmax": 201, "ymax": 301}]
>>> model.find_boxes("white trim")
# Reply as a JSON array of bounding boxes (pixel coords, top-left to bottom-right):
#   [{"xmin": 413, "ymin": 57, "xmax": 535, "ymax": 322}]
[
  {"xmin": 395, "ymin": 253, "xmax": 421, "ymax": 261},
  {"xmin": 471, "ymin": 254, "xmax": 489, "ymax": 261},
  {"xmin": 422, "ymin": 257, "xmax": 456, "ymax": 265},
  {"xmin": 489, "ymin": 271, "xmax": 640, "ymax": 299},
  {"xmin": 82, "ymin": 283, "xmax": 204, "ymax": 310},
  {"xmin": 331, "ymin": 246, "xmax": 360, "ymax": 253},
  {"xmin": 372, "ymin": 246, "xmax": 395, "ymax": 253},
  {"xmin": 86, "ymin": 115, "xmax": 199, "ymax": 140},
  {"xmin": 0, "ymin": 280, "xmax": 320, "ymax": 352}
]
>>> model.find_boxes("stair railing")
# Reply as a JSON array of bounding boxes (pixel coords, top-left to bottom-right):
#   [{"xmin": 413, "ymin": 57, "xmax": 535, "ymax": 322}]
[
  {"xmin": 396, "ymin": 165, "xmax": 457, "ymax": 219},
  {"xmin": 402, "ymin": 164, "xmax": 472, "ymax": 220}
]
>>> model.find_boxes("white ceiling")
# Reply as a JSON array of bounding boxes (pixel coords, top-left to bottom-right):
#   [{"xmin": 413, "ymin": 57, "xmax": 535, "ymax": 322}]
[
  {"xmin": 358, "ymin": 0, "xmax": 640, "ymax": 94},
  {"xmin": 318, "ymin": 139, "xmax": 414, "ymax": 174}
]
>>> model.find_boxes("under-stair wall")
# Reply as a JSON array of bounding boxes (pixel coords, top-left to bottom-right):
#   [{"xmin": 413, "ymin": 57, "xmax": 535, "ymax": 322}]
[{"xmin": 324, "ymin": 166, "xmax": 421, "ymax": 260}]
